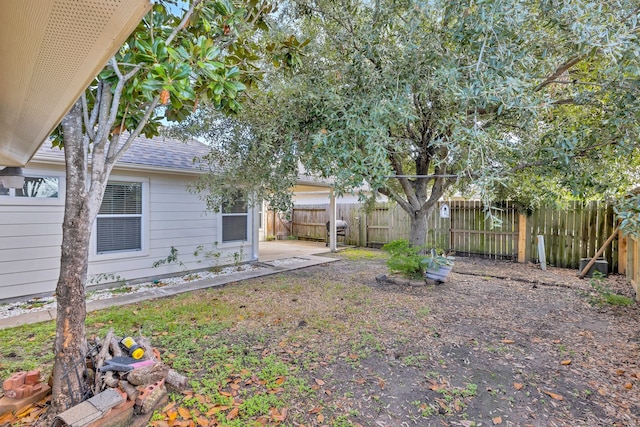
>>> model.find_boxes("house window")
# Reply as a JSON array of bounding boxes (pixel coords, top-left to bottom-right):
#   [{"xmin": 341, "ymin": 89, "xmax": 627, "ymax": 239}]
[
  {"xmin": 222, "ymin": 194, "xmax": 248, "ymax": 242},
  {"xmin": 0, "ymin": 176, "xmax": 59, "ymax": 198},
  {"xmin": 96, "ymin": 181, "xmax": 142, "ymax": 254}
]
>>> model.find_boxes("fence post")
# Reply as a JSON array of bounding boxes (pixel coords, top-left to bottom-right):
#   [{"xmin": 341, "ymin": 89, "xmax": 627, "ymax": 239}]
[
  {"xmin": 359, "ymin": 208, "xmax": 367, "ymax": 247},
  {"xmin": 518, "ymin": 214, "xmax": 528, "ymax": 263}
]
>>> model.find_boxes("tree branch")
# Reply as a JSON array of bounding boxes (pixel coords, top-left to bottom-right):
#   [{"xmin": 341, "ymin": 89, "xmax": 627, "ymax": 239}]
[
  {"xmin": 81, "ymin": 94, "xmax": 94, "ymax": 140},
  {"xmin": 166, "ymin": 0, "xmax": 204, "ymax": 46},
  {"xmin": 535, "ymin": 56, "xmax": 584, "ymax": 91},
  {"xmin": 110, "ymin": 96, "xmax": 161, "ymax": 166}
]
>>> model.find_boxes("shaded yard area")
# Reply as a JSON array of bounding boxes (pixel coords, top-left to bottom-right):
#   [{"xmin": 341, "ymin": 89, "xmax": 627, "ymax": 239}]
[{"xmin": 1, "ymin": 249, "xmax": 639, "ymax": 426}]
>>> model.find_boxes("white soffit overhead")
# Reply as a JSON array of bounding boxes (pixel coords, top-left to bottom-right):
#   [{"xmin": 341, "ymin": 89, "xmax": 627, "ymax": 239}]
[{"xmin": 0, "ymin": 0, "xmax": 151, "ymax": 166}]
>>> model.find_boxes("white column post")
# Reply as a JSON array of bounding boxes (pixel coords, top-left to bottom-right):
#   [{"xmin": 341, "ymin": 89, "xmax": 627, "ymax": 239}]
[
  {"xmin": 329, "ymin": 188, "xmax": 337, "ymax": 252},
  {"xmin": 251, "ymin": 197, "xmax": 260, "ymax": 261}
]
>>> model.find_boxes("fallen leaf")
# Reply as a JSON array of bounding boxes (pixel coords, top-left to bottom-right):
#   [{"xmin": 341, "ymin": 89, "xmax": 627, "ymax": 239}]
[
  {"xmin": 493, "ymin": 415, "xmax": 503, "ymax": 424},
  {"xmin": 500, "ymin": 339, "xmax": 515, "ymax": 344},
  {"xmin": 315, "ymin": 378, "xmax": 325, "ymax": 386},
  {"xmin": 163, "ymin": 402, "xmax": 177, "ymax": 413},
  {"xmin": 543, "ymin": 390, "xmax": 564, "ymax": 401},
  {"xmin": 270, "ymin": 407, "xmax": 288, "ymax": 421},
  {"xmin": 196, "ymin": 416, "xmax": 209, "ymax": 426},
  {"xmin": 378, "ymin": 378, "xmax": 385, "ymax": 389},
  {"xmin": 275, "ymin": 376, "xmax": 286, "ymax": 385},
  {"xmin": 178, "ymin": 407, "xmax": 191, "ymax": 420},
  {"xmin": 616, "ymin": 369, "xmax": 625, "ymax": 376},
  {"xmin": 317, "ymin": 413, "xmax": 325, "ymax": 423},
  {"xmin": 514, "ymin": 383, "xmax": 524, "ymax": 390},
  {"xmin": 309, "ymin": 406, "xmax": 323, "ymax": 414},
  {"xmin": 226, "ymin": 407, "xmax": 239, "ymax": 420},
  {"xmin": 623, "ymin": 382, "xmax": 633, "ymax": 389},
  {"xmin": 561, "ymin": 360, "xmax": 571, "ymax": 366}
]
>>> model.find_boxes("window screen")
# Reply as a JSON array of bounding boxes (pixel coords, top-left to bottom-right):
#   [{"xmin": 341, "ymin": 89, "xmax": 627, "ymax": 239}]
[
  {"xmin": 97, "ymin": 182, "xmax": 142, "ymax": 254},
  {"xmin": 221, "ymin": 194, "xmax": 248, "ymax": 242}
]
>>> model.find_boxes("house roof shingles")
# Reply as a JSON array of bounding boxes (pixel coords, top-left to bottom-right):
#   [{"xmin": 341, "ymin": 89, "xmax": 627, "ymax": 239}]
[{"xmin": 33, "ymin": 134, "xmax": 211, "ymax": 172}]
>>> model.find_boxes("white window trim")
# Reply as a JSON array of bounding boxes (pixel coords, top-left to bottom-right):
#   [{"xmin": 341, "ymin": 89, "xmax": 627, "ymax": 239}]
[
  {"xmin": 0, "ymin": 171, "xmax": 64, "ymax": 206},
  {"xmin": 217, "ymin": 198, "xmax": 253, "ymax": 249},
  {"xmin": 90, "ymin": 177, "xmax": 149, "ymax": 261}
]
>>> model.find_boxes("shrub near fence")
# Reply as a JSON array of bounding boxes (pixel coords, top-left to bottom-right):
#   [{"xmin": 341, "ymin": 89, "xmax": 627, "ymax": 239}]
[{"xmin": 279, "ymin": 200, "xmax": 619, "ymax": 271}]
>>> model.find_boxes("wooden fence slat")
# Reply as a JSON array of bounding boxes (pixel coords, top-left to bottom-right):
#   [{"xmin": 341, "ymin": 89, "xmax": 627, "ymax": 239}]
[{"xmin": 283, "ymin": 199, "xmax": 618, "ymax": 270}]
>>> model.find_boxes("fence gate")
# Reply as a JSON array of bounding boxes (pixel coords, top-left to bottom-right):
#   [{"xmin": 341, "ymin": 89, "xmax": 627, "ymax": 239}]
[{"xmin": 449, "ymin": 201, "xmax": 519, "ymax": 259}]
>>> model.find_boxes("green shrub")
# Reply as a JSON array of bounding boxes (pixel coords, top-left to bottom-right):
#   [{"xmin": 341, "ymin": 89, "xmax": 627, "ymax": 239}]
[{"xmin": 381, "ymin": 240, "xmax": 426, "ymax": 279}]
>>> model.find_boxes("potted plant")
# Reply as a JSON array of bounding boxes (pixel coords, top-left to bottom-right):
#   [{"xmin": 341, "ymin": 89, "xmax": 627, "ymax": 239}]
[{"xmin": 423, "ymin": 251, "xmax": 455, "ymax": 282}]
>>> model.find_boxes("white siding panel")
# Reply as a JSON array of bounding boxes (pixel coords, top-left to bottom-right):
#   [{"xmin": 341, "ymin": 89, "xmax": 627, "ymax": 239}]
[
  {"xmin": 149, "ymin": 211, "xmax": 212, "ymax": 222},
  {"xmin": 0, "ymin": 196, "xmax": 64, "ymax": 298},
  {"xmin": 0, "ymin": 223, "xmax": 61, "ymax": 237},
  {"xmin": 1, "ymin": 270, "xmax": 59, "ymax": 298},
  {"xmin": 1, "ymin": 256, "xmax": 60, "ymax": 275},
  {"xmin": 0, "ymin": 234, "xmax": 62, "ymax": 250},
  {"xmin": 0, "ymin": 167, "xmax": 252, "ymax": 301}
]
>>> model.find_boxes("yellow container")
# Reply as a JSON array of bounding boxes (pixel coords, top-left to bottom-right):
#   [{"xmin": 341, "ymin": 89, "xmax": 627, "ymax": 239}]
[{"xmin": 119, "ymin": 336, "xmax": 145, "ymax": 359}]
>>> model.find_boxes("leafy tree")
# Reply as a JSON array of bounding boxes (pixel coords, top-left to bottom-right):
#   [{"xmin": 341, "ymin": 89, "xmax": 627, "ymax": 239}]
[
  {"xmin": 48, "ymin": 0, "xmax": 294, "ymax": 414},
  {"xmin": 181, "ymin": 0, "xmax": 640, "ymax": 245}
]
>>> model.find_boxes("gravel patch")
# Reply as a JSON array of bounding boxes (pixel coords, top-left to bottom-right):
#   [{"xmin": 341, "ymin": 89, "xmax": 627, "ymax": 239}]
[{"xmin": 0, "ymin": 258, "xmax": 307, "ymax": 320}]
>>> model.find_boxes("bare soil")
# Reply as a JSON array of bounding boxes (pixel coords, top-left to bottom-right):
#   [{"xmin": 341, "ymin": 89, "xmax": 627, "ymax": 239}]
[{"xmin": 216, "ymin": 252, "xmax": 639, "ymax": 426}]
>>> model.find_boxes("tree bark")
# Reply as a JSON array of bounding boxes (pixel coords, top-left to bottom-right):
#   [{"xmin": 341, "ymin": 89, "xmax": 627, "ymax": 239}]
[
  {"xmin": 409, "ymin": 209, "xmax": 428, "ymax": 248},
  {"xmin": 51, "ymin": 101, "xmax": 92, "ymax": 413}
]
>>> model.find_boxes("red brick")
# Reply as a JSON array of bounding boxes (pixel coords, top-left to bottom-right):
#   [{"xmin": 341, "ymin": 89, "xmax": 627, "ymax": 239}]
[
  {"xmin": 5, "ymin": 384, "xmax": 35, "ymax": 400},
  {"xmin": 0, "ymin": 383, "xmax": 51, "ymax": 417},
  {"xmin": 24, "ymin": 370, "xmax": 40, "ymax": 385},
  {"xmin": 135, "ymin": 379, "xmax": 165, "ymax": 414},
  {"xmin": 2, "ymin": 371, "xmax": 26, "ymax": 391}
]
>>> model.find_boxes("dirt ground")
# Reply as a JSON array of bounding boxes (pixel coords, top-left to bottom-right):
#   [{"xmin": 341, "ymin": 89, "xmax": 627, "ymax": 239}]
[
  {"xmin": 4, "ymin": 251, "xmax": 638, "ymax": 427},
  {"xmin": 223, "ymin": 252, "xmax": 640, "ymax": 427}
]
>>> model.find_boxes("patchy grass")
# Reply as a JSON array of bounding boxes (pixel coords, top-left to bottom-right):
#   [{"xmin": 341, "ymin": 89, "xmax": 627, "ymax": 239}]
[
  {"xmin": 1, "ymin": 253, "xmax": 638, "ymax": 426},
  {"xmin": 338, "ymin": 247, "xmax": 388, "ymax": 261}
]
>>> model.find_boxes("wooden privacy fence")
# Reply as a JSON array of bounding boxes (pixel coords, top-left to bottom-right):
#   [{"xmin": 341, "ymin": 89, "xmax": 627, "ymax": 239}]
[
  {"xmin": 268, "ymin": 200, "xmax": 619, "ymax": 271},
  {"xmin": 527, "ymin": 201, "xmax": 618, "ymax": 272}
]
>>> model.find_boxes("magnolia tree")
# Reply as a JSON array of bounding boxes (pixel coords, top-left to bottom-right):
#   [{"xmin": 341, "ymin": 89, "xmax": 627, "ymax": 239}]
[
  {"xmin": 48, "ymin": 0, "xmax": 297, "ymax": 413},
  {"xmin": 179, "ymin": 0, "xmax": 640, "ymax": 246}
]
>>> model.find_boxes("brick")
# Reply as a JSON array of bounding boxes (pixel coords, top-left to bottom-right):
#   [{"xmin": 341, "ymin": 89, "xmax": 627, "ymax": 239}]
[
  {"xmin": 5, "ymin": 384, "xmax": 36, "ymax": 399},
  {"xmin": 0, "ymin": 383, "xmax": 50, "ymax": 417},
  {"xmin": 112, "ymin": 389, "xmax": 131, "ymax": 410},
  {"xmin": 2, "ymin": 371, "xmax": 26, "ymax": 391},
  {"xmin": 135, "ymin": 379, "xmax": 166, "ymax": 414},
  {"xmin": 56, "ymin": 401, "xmax": 102, "ymax": 426},
  {"xmin": 87, "ymin": 389, "xmax": 124, "ymax": 414},
  {"xmin": 24, "ymin": 370, "xmax": 41, "ymax": 385},
  {"xmin": 4, "ymin": 387, "xmax": 23, "ymax": 400},
  {"xmin": 86, "ymin": 400, "xmax": 135, "ymax": 427}
]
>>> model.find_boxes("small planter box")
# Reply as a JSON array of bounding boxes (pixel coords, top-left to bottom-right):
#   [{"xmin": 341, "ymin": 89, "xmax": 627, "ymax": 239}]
[
  {"xmin": 578, "ymin": 258, "xmax": 608, "ymax": 278},
  {"xmin": 425, "ymin": 265, "xmax": 453, "ymax": 283}
]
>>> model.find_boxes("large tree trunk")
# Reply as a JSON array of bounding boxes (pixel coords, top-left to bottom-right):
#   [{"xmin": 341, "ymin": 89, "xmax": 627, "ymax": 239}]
[
  {"xmin": 409, "ymin": 211, "xmax": 428, "ymax": 248},
  {"xmin": 50, "ymin": 102, "xmax": 92, "ymax": 413}
]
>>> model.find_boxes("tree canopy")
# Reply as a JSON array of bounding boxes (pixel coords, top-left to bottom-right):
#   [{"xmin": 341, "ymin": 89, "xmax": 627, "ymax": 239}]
[{"xmin": 178, "ymin": 0, "xmax": 640, "ymax": 242}]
